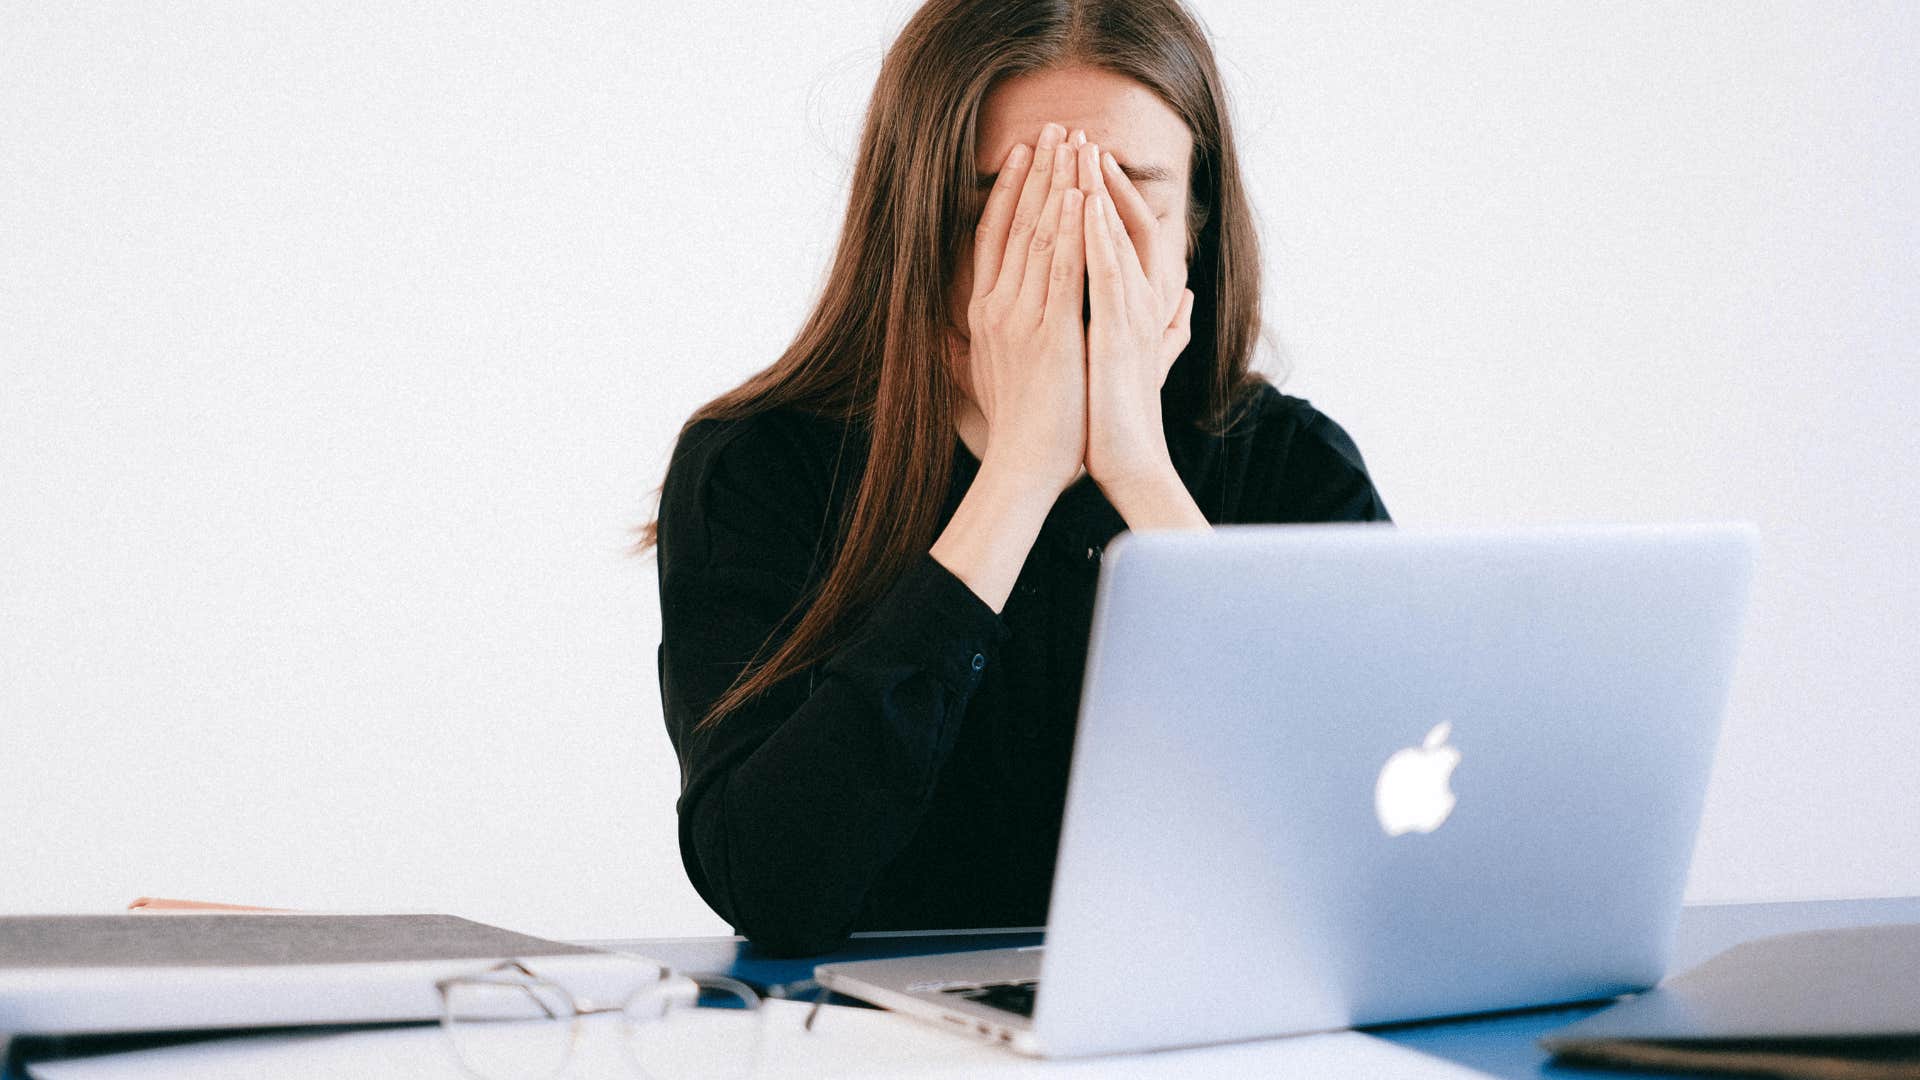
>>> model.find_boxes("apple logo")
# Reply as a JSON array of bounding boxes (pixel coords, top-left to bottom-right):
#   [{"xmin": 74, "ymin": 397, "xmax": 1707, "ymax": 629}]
[{"xmin": 1374, "ymin": 722, "xmax": 1461, "ymax": 837}]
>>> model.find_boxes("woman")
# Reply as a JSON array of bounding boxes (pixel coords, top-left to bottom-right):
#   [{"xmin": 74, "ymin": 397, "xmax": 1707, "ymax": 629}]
[{"xmin": 637, "ymin": 0, "xmax": 1390, "ymax": 957}]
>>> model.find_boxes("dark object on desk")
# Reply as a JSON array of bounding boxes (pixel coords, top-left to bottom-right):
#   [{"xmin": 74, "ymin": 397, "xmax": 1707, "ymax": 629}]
[
  {"xmin": 1539, "ymin": 923, "xmax": 1920, "ymax": 1078},
  {"xmin": 2, "ymin": 1022, "xmax": 431, "ymax": 1080}
]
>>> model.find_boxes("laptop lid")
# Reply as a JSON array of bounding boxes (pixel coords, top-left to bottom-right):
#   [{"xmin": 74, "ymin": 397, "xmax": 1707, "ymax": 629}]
[{"xmin": 1032, "ymin": 523, "xmax": 1756, "ymax": 1057}]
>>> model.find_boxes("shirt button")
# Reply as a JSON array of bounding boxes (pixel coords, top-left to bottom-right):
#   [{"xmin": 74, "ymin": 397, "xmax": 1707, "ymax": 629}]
[{"xmin": 970, "ymin": 652, "xmax": 986, "ymax": 672}]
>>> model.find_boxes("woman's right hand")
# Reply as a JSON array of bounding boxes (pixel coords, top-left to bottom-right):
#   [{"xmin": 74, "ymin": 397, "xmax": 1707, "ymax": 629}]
[{"xmin": 962, "ymin": 122, "xmax": 1088, "ymax": 498}]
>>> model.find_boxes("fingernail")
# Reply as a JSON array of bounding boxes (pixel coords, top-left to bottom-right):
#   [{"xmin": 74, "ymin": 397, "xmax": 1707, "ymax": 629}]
[
  {"xmin": 1103, "ymin": 151, "xmax": 1119, "ymax": 174},
  {"xmin": 1040, "ymin": 123, "xmax": 1063, "ymax": 148},
  {"xmin": 1009, "ymin": 143, "xmax": 1030, "ymax": 168},
  {"xmin": 1072, "ymin": 129, "xmax": 1087, "ymax": 145}
]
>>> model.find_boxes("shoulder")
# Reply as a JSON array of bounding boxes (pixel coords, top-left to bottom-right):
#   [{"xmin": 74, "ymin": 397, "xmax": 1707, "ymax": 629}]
[
  {"xmin": 665, "ymin": 404, "xmax": 848, "ymax": 486},
  {"xmin": 1224, "ymin": 381, "xmax": 1367, "ymax": 468},
  {"xmin": 658, "ymin": 404, "xmax": 860, "ymax": 573},
  {"xmin": 1225, "ymin": 380, "xmax": 1390, "ymax": 523}
]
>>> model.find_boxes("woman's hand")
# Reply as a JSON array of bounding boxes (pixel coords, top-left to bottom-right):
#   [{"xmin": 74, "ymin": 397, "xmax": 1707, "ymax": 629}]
[
  {"xmin": 1080, "ymin": 140, "xmax": 1195, "ymax": 499},
  {"xmin": 960, "ymin": 123, "xmax": 1089, "ymax": 498}
]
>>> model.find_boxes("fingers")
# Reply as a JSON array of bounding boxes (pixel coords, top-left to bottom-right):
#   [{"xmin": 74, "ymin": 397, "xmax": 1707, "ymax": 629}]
[
  {"xmin": 1084, "ymin": 192, "xmax": 1127, "ymax": 323},
  {"xmin": 1160, "ymin": 287, "xmax": 1195, "ymax": 371},
  {"xmin": 1015, "ymin": 138, "xmax": 1079, "ymax": 314},
  {"xmin": 1097, "ymin": 176, "xmax": 1142, "ymax": 270},
  {"xmin": 1099, "ymin": 150, "xmax": 1159, "ymax": 267},
  {"xmin": 1098, "ymin": 174, "xmax": 1152, "ymax": 326},
  {"xmin": 970, "ymin": 141, "xmax": 1033, "ymax": 300},
  {"xmin": 1100, "ymin": 150, "xmax": 1181, "ymax": 322},
  {"xmin": 1081, "ymin": 145, "xmax": 1155, "ymax": 314},
  {"xmin": 1044, "ymin": 188, "xmax": 1087, "ymax": 327},
  {"xmin": 994, "ymin": 123, "xmax": 1067, "ymax": 299}
]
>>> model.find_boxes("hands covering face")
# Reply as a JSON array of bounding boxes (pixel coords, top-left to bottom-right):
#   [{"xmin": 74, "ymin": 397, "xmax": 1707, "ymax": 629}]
[{"xmin": 962, "ymin": 122, "xmax": 1195, "ymax": 496}]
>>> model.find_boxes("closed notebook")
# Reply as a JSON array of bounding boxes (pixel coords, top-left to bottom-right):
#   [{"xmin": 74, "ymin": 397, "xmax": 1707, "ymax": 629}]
[
  {"xmin": 0, "ymin": 913, "xmax": 664, "ymax": 1036},
  {"xmin": 1538, "ymin": 923, "xmax": 1920, "ymax": 1080}
]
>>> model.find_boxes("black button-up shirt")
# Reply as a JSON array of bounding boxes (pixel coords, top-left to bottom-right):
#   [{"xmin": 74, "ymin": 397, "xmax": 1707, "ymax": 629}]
[{"xmin": 655, "ymin": 383, "xmax": 1391, "ymax": 955}]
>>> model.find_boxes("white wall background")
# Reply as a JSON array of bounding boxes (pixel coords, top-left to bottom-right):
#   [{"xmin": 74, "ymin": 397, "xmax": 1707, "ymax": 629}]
[{"xmin": 3, "ymin": 2, "xmax": 1915, "ymax": 940}]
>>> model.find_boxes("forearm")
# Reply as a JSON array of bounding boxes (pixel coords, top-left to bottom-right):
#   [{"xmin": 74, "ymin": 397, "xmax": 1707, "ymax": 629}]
[{"xmin": 929, "ymin": 455, "xmax": 1060, "ymax": 612}]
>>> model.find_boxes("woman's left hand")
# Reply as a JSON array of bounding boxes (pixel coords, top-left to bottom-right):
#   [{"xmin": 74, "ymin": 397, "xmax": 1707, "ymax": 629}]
[{"xmin": 1079, "ymin": 140, "xmax": 1195, "ymax": 497}]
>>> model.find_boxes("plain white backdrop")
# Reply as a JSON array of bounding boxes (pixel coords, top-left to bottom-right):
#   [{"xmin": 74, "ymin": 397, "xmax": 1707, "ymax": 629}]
[{"xmin": 2, "ymin": 2, "xmax": 1915, "ymax": 939}]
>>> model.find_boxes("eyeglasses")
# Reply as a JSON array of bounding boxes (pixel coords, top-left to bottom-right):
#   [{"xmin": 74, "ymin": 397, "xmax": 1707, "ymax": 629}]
[{"xmin": 436, "ymin": 959, "xmax": 765, "ymax": 1080}]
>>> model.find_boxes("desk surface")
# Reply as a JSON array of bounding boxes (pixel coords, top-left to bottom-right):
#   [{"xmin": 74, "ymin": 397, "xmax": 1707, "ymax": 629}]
[{"xmin": 586, "ymin": 895, "xmax": 1920, "ymax": 1080}]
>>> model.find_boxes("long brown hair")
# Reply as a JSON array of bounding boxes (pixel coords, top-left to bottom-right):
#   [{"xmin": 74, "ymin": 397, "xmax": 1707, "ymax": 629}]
[{"xmin": 636, "ymin": 0, "xmax": 1268, "ymax": 731}]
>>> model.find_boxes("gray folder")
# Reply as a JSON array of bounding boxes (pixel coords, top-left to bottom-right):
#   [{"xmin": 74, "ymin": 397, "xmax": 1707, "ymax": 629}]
[
  {"xmin": 0, "ymin": 913, "xmax": 601, "ymax": 969},
  {"xmin": 0, "ymin": 913, "xmax": 650, "ymax": 1038}
]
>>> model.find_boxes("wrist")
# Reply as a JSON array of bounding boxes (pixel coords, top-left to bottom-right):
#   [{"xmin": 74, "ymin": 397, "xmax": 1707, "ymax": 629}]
[
  {"xmin": 1092, "ymin": 455, "xmax": 1179, "ymax": 506},
  {"xmin": 973, "ymin": 453, "xmax": 1068, "ymax": 516},
  {"xmin": 1096, "ymin": 460, "xmax": 1209, "ymax": 533},
  {"xmin": 978, "ymin": 446, "xmax": 1076, "ymax": 503}
]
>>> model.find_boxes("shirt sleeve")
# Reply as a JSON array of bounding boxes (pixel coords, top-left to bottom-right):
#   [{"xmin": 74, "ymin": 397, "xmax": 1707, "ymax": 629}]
[{"xmin": 654, "ymin": 416, "xmax": 1010, "ymax": 956}]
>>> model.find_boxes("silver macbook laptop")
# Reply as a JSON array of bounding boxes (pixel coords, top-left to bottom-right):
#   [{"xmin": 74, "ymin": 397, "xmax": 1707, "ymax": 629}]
[{"xmin": 815, "ymin": 523, "xmax": 1757, "ymax": 1058}]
